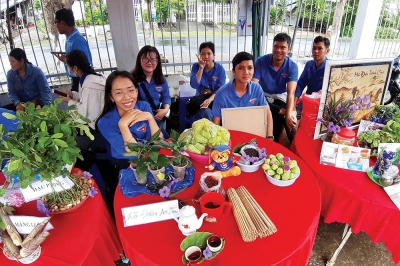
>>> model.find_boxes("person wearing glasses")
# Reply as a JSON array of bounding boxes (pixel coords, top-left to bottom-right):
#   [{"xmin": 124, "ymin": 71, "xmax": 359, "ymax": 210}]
[
  {"xmin": 189, "ymin": 42, "xmax": 226, "ymax": 120},
  {"xmin": 97, "ymin": 70, "xmax": 161, "ymax": 161},
  {"xmin": 7, "ymin": 48, "xmax": 52, "ymax": 111},
  {"xmin": 53, "ymin": 8, "xmax": 92, "ymax": 92},
  {"xmin": 131, "ymin": 45, "xmax": 171, "ymax": 135}
]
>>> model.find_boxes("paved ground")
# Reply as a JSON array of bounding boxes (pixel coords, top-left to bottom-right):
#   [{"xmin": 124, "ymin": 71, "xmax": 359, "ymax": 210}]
[{"xmin": 281, "ymin": 133, "xmax": 399, "ymax": 266}]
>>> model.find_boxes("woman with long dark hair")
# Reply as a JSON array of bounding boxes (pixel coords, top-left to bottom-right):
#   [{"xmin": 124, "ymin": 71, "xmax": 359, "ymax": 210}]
[
  {"xmin": 96, "ymin": 70, "xmax": 161, "ymax": 161},
  {"xmin": 131, "ymin": 45, "xmax": 171, "ymax": 133},
  {"xmin": 7, "ymin": 48, "xmax": 52, "ymax": 111},
  {"xmin": 55, "ymin": 49, "xmax": 105, "ymax": 130}
]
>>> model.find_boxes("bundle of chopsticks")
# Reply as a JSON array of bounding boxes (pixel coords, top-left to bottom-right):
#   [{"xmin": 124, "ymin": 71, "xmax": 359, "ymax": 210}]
[{"xmin": 227, "ymin": 186, "xmax": 277, "ymax": 242}]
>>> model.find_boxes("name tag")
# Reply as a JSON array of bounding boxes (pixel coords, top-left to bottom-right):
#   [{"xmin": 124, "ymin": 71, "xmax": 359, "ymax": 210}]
[
  {"xmin": 121, "ymin": 199, "xmax": 179, "ymax": 227},
  {"xmin": 21, "ymin": 176, "xmax": 75, "ymax": 202},
  {"xmin": 9, "ymin": 216, "xmax": 54, "ymax": 235}
]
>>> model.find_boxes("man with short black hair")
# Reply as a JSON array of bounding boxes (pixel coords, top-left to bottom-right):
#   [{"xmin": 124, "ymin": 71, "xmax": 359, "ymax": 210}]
[
  {"xmin": 252, "ymin": 33, "xmax": 298, "ymax": 143},
  {"xmin": 53, "ymin": 8, "xmax": 92, "ymax": 92}
]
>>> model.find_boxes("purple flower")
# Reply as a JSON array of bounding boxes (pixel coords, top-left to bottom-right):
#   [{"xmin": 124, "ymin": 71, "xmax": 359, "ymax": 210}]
[
  {"xmin": 327, "ymin": 122, "xmax": 336, "ymax": 133},
  {"xmin": 334, "ymin": 125, "xmax": 340, "ymax": 133},
  {"xmin": 167, "ymin": 178, "xmax": 179, "ymax": 189},
  {"xmin": 37, "ymin": 200, "xmax": 50, "ymax": 217},
  {"xmin": 316, "ymin": 117, "xmax": 324, "ymax": 123},
  {"xmin": 203, "ymin": 247, "xmax": 212, "ymax": 259},
  {"xmin": 283, "ymin": 156, "xmax": 290, "ymax": 163},
  {"xmin": 240, "ymin": 154, "xmax": 251, "ymax": 163},
  {"xmin": 349, "ymin": 105, "xmax": 356, "ymax": 112},
  {"xmin": 159, "ymin": 186, "xmax": 170, "ymax": 198},
  {"xmin": 249, "ymin": 141, "xmax": 258, "ymax": 147},
  {"xmin": 284, "ymin": 165, "xmax": 290, "ymax": 171},
  {"xmin": 356, "ymin": 96, "xmax": 362, "ymax": 103},
  {"xmin": 88, "ymin": 187, "xmax": 98, "ymax": 198},
  {"xmin": 363, "ymin": 95, "xmax": 370, "ymax": 104},
  {"xmin": 8, "ymin": 192, "xmax": 25, "ymax": 208},
  {"xmin": 83, "ymin": 171, "xmax": 93, "ymax": 179},
  {"xmin": 366, "ymin": 102, "xmax": 372, "ymax": 109},
  {"xmin": 249, "ymin": 157, "xmax": 259, "ymax": 164}
]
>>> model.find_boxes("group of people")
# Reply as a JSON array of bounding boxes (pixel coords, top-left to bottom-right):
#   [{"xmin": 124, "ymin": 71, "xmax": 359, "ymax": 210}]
[{"xmin": 5, "ymin": 8, "xmax": 332, "ymax": 169}]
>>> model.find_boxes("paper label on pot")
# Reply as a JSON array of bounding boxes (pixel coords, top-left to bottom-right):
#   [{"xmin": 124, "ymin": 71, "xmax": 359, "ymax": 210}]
[
  {"xmin": 10, "ymin": 216, "xmax": 54, "ymax": 235},
  {"xmin": 122, "ymin": 199, "xmax": 179, "ymax": 227},
  {"xmin": 20, "ymin": 176, "xmax": 75, "ymax": 202}
]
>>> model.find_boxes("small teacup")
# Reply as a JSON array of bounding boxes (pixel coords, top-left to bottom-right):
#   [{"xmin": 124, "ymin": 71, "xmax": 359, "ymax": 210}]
[
  {"xmin": 185, "ymin": 246, "xmax": 202, "ymax": 265},
  {"xmin": 207, "ymin": 234, "xmax": 223, "ymax": 252}
]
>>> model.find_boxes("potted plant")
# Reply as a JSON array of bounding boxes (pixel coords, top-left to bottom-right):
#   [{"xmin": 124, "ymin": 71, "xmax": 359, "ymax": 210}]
[
  {"xmin": 0, "ymin": 99, "xmax": 93, "ymax": 194},
  {"xmin": 124, "ymin": 129, "xmax": 169, "ymax": 184},
  {"xmin": 161, "ymin": 130, "xmax": 190, "ymax": 181}
]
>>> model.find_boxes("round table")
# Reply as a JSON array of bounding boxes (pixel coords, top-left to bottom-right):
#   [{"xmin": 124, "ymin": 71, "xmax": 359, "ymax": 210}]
[
  {"xmin": 291, "ymin": 128, "xmax": 400, "ymax": 264},
  {"xmin": 114, "ymin": 130, "xmax": 321, "ymax": 266},
  {"xmin": 0, "ymin": 172, "xmax": 123, "ymax": 266}
]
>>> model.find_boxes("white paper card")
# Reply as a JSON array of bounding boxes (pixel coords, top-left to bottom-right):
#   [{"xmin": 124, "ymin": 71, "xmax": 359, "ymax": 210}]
[
  {"xmin": 357, "ymin": 119, "xmax": 384, "ymax": 136},
  {"xmin": 122, "ymin": 199, "xmax": 179, "ymax": 227},
  {"xmin": 9, "ymin": 216, "xmax": 54, "ymax": 235},
  {"xmin": 384, "ymin": 183, "xmax": 400, "ymax": 211},
  {"xmin": 377, "ymin": 143, "xmax": 400, "ymax": 155},
  {"xmin": 21, "ymin": 176, "xmax": 75, "ymax": 202}
]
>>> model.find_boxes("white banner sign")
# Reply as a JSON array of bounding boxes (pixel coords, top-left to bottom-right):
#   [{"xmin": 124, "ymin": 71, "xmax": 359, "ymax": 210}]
[
  {"xmin": 21, "ymin": 176, "xmax": 75, "ymax": 202},
  {"xmin": 121, "ymin": 199, "xmax": 179, "ymax": 227},
  {"xmin": 10, "ymin": 216, "xmax": 54, "ymax": 235}
]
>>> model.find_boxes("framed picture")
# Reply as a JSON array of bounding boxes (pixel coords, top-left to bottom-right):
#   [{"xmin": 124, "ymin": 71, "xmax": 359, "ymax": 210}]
[{"xmin": 314, "ymin": 58, "xmax": 393, "ymax": 139}]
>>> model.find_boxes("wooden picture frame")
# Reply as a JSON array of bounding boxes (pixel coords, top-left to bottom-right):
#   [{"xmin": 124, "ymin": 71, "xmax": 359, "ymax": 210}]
[
  {"xmin": 314, "ymin": 58, "xmax": 393, "ymax": 139},
  {"xmin": 221, "ymin": 106, "xmax": 267, "ymax": 137}
]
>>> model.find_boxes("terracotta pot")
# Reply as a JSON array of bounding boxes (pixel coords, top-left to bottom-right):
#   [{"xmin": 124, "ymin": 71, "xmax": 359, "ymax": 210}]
[
  {"xmin": 148, "ymin": 167, "xmax": 166, "ymax": 184},
  {"xmin": 172, "ymin": 162, "xmax": 188, "ymax": 181}
]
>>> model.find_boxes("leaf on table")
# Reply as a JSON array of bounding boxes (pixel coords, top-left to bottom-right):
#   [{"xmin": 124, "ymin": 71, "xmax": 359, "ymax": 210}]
[{"xmin": 180, "ymin": 232, "xmax": 210, "ymax": 251}]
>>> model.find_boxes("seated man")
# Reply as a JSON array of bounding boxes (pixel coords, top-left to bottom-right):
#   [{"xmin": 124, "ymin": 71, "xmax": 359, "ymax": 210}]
[
  {"xmin": 295, "ymin": 36, "xmax": 330, "ymax": 118},
  {"xmin": 211, "ymin": 52, "xmax": 273, "ymax": 139},
  {"xmin": 252, "ymin": 33, "xmax": 298, "ymax": 143}
]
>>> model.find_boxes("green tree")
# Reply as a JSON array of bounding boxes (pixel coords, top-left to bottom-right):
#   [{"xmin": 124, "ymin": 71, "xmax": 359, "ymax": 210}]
[{"xmin": 154, "ymin": 0, "xmax": 185, "ymax": 24}]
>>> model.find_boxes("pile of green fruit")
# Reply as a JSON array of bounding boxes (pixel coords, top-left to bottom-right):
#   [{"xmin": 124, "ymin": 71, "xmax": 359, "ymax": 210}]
[
  {"xmin": 178, "ymin": 119, "xmax": 230, "ymax": 155},
  {"xmin": 262, "ymin": 153, "xmax": 300, "ymax": 181}
]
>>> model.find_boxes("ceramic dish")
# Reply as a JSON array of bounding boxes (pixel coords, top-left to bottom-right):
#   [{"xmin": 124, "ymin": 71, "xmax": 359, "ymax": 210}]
[
  {"xmin": 264, "ymin": 170, "xmax": 300, "ymax": 187},
  {"xmin": 180, "ymin": 232, "xmax": 225, "ymax": 264},
  {"xmin": 236, "ymin": 158, "xmax": 265, "ymax": 173}
]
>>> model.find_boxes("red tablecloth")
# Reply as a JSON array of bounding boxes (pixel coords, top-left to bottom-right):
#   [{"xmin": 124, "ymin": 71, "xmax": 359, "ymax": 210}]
[
  {"xmin": 114, "ymin": 130, "xmax": 321, "ymax": 266},
  {"xmin": 291, "ymin": 128, "xmax": 400, "ymax": 264},
  {"xmin": 0, "ymin": 174, "xmax": 123, "ymax": 266}
]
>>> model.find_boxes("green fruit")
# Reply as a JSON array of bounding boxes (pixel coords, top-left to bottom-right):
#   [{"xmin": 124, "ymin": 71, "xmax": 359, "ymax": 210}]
[
  {"xmin": 267, "ymin": 169, "xmax": 276, "ymax": 176},
  {"xmin": 290, "ymin": 173, "xmax": 297, "ymax": 180},
  {"xmin": 276, "ymin": 153, "xmax": 284, "ymax": 161},
  {"xmin": 288, "ymin": 160, "xmax": 297, "ymax": 168},
  {"xmin": 290, "ymin": 166, "xmax": 300, "ymax": 174},
  {"xmin": 282, "ymin": 172, "xmax": 290, "ymax": 181},
  {"xmin": 276, "ymin": 168, "xmax": 284, "ymax": 175},
  {"xmin": 274, "ymin": 174, "xmax": 281, "ymax": 180},
  {"xmin": 271, "ymin": 164, "xmax": 278, "ymax": 170},
  {"xmin": 262, "ymin": 164, "xmax": 271, "ymax": 170}
]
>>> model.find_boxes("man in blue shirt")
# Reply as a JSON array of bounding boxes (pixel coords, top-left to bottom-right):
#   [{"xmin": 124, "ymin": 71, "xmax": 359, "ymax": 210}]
[
  {"xmin": 295, "ymin": 36, "xmax": 330, "ymax": 120},
  {"xmin": 54, "ymin": 8, "xmax": 92, "ymax": 92},
  {"xmin": 212, "ymin": 52, "xmax": 273, "ymax": 138},
  {"xmin": 296, "ymin": 36, "xmax": 330, "ymax": 98},
  {"xmin": 253, "ymin": 33, "xmax": 298, "ymax": 143}
]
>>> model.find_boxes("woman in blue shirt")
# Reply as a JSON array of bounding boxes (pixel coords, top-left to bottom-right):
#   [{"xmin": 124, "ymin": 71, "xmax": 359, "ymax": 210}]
[
  {"xmin": 131, "ymin": 46, "xmax": 171, "ymax": 133},
  {"xmin": 190, "ymin": 42, "xmax": 226, "ymax": 120},
  {"xmin": 7, "ymin": 48, "xmax": 52, "ymax": 111},
  {"xmin": 97, "ymin": 70, "xmax": 161, "ymax": 161}
]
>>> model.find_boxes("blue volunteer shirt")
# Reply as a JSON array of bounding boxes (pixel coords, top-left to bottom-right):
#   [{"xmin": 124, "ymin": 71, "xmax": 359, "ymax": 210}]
[
  {"xmin": 65, "ymin": 28, "xmax": 92, "ymax": 77},
  {"xmin": 190, "ymin": 62, "xmax": 226, "ymax": 95},
  {"xmin": 97, "ymin": 101, "xmax": 153, "ymax": 159},
  {"xmin": 7, "ymin": 63, "xmax": 52, "ymax": 106},
  {"xmin": 253, "ymin": 54, "xmax": 298, "ymax": 94},
  {"xmin": 295, "ymin": 58, "xmax": 327, "ymax": 98},
  {"xmin": 211, "ymin": 80, "xmax": 268, "ymax": 118},
  {"xmin": 138, "ymin": 76, "xmax": 171, "ymax": 108}
]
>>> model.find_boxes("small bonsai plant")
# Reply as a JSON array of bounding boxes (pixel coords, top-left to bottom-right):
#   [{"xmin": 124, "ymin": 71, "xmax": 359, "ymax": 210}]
[
  {"xmin": 124, "ymin": 128, "xmax": 169, "ymax": 183},
  {"xmin": 0, "ymin": 99, "xmax": 93, "ymax": 194},
  {"xmin": 161, "ymin": 130, "xmax": 190, "ymax": 167},
  {"xmin": 358, "ymin": 129, "xmax": 394, "ymax": 156}
]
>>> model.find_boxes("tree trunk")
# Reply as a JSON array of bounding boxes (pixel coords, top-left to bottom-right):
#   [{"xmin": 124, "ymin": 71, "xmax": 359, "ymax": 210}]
[{"xmin": 330, "ymin": 0, "xmax": 347, "ymax": 58}]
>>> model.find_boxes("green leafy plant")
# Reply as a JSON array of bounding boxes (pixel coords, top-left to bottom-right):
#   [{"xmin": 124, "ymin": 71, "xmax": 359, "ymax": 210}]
[
  {"xmin": 382, "ymin": 119, "xmax": 400, "ymax": 142},
  {"xmin": 358, "ymin": 129, "xmax": 394, "ymax": 156},
  {"xmin": 161, "ymin": 130, "xmax": 190, "ymax": 167},
  {"xmin": 0, "ymin": 99, "xmax": 93, "ymax": 191},
  {"xmin": 124, "ymin": 129, "xmax": 169, "ymax": 176}
]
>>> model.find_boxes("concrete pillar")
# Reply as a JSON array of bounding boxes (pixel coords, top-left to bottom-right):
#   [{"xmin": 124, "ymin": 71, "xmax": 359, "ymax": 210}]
[
  {"xmin": 107, "ymin": 0, "xmax": 140, "ymax": 71},
  {"xmin": 348, "ymin": 0, "xmax": 383, "ymax": 59}
]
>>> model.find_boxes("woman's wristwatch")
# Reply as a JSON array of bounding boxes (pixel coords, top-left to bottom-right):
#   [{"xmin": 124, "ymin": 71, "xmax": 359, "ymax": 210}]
[{"xmin": 267, "ymin": 136, "xmax": 274, "ymax": 140}]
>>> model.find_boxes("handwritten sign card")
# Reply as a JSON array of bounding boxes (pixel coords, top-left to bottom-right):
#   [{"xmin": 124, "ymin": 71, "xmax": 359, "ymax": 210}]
[
  {"xmin": 121, "ymin": 199, "xmax": 179, "ymax": 227},
  {"xmin": 9, "ymin": 216, "xmax": 54, "ymax": 235},
  {"xmin": 21, "ymin": 176, "xmax": 75, "ymax": 202}
]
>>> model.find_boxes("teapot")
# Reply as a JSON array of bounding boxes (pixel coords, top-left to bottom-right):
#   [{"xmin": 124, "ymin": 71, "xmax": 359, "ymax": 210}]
[{"xmin": 171, "ymin": 205, "xmax": 208, "ymax": 236}]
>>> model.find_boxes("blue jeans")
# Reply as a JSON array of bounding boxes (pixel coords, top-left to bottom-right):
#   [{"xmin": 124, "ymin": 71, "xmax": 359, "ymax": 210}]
[{"xmin": 195, "ymin": 108, "xmax": 213, "ymax": 121}]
